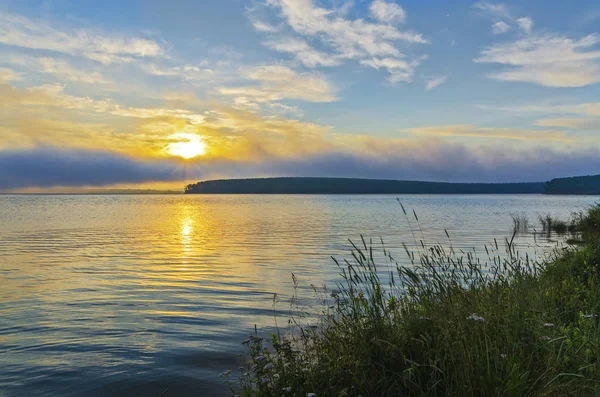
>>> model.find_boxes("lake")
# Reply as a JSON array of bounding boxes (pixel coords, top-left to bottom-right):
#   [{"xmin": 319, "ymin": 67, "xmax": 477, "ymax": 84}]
[{"xmin": 0, "ymin": 194, "xmax": 596, "ymax": 396}]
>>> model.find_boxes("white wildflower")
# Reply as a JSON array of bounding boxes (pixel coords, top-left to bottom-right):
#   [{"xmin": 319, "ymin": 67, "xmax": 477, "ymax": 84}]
[
  {"xmin": 263, "ymin": 363, "xmax": 275, "ymax": 371},
  {"xmin": 500, "ymin": 354, "xmax": 507, "ymax": 359},
  {"xmin": 219, "ymin": 370, "xmax": 231, "ymax": 377},
  {"xmin": 543, "ymin": 323, "xmax": 554, "ymax": 327},
  {"xmin": 282, "ymin": 386, "xmax": 292, "ymax": 393},
  {"xmin": 467, "ymin": 313, "xmax": 485, "ymax": 322}
]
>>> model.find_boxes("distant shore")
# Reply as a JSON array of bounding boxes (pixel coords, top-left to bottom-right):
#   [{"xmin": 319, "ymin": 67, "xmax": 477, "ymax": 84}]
[
  {"xmin": 185, "ymin": 177, "xmax": 545, "ymax": 195},
  {"xmin": 185, "ymin": 175, "xmax": 600, "ymax": 195}
]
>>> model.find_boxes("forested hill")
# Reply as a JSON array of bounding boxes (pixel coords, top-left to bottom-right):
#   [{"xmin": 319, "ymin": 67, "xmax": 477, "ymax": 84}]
[
  {"xmin": 545, "ymin": 174, "xmax": 600, "ymax": 195},
  {"xmin": 184, "ymin": 177, "xmax": 545, "ymax": 194}
]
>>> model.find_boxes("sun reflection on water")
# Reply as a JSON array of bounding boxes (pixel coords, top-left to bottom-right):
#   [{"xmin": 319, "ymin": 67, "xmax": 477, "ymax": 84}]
[{"xmin": 180, "ymin": 218, "xmax": 193, "ymax": 264}]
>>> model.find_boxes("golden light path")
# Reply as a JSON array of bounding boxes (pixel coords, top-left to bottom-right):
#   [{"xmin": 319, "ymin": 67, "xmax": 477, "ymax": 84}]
[{"xmin": 166, "ymin": 133, "xmax": 207, "ymax": 159}]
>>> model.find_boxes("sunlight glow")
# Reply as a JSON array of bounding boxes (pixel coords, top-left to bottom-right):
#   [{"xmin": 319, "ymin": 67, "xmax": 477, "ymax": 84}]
[{"xmin": 166, "ymin": 133, "xmax": 207, "ymax": 159}]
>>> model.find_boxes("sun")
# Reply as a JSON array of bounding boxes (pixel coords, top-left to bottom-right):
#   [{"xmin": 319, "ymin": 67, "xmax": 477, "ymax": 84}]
[{"xmin": 166, "ymin": 133, "xmax": 207, "ymax": 159}]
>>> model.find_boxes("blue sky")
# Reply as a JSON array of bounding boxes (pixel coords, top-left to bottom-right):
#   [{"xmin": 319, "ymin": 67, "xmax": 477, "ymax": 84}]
[{"xmin": 1, "ymin": 0, "xmax": 600, "ymax": 190}]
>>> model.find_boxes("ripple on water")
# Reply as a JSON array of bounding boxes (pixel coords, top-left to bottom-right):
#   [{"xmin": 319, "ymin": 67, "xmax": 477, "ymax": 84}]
[{"xmin": 0, "ymin": 194, "xmax": 595, "ymax": 396}]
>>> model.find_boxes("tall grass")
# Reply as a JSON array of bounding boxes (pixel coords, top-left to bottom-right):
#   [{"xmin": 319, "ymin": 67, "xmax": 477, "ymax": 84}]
[
  {"xmin": 233, "ymin": 206, "xmax": 600, "ymax": 396},
  {"xmin": 511, "ymin": 212, "xmax": 529, "ymax": 233}
]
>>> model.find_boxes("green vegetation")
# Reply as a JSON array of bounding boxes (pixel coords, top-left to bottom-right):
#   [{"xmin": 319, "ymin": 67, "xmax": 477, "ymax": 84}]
[
  {"xmin": 536, "ymin": 209, "xmax": 600, "ymax": 239},
  {"xmin": 545, "ymin": 175, "xmax": 600, "ymax": 195},
  {"xmin": 232, "ymin": 205, "xmax": 600, "ymax": 396},
  {"xmin": 185, "ymin": 177, "xmax": 545, "ymax": 194}
]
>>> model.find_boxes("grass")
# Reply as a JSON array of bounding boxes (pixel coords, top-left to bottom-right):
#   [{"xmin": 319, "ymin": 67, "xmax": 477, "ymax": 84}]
[
  {"xmin": 537, "ymin": 210, "xmax": 600, "ymax": 237},
  {"xmin": 232, "ymin": 205, "xmax": 600, "ymax": 397},
  {"xmin": 511, "ymin": 212, "xmax": 529, "ymax": 234}
]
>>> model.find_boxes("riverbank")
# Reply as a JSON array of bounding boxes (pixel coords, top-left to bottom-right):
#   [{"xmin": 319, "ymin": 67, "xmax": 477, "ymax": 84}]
[{"xmin": 236, "ymin": 205, "xmax": 600, "ymax": 396}]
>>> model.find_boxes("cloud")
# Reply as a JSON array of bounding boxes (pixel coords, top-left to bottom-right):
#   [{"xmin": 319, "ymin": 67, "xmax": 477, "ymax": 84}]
[
  {"xmin": 266, "ymin": 102, "xmax": 304, "ymax": 117},
  {"xmin": 479, "ymin": 102, "xmax": 600, "ymax": 117},
  {"xmin": 492, "ymin": 21, "xmax": 510, "ymax": 34},
  {"xmin": 0, "ymin": 67, "xmax": 20, "ymax": 82},
  {"xmin": 5, "ymin": 141, "xmax": 600, "ymax": 190},
  {"xmin": 369, "ymin": 0, "xmax": 406, "ymax": 24},
  {"xmin": 1, "ymin": 82, "xmax": 206, "ymax": 124},
  {"xmin": 474, "ymin": 34, "xmax": 600, "ymax": 87},
  {"xmin": 405, "ymin": 124, "xmax": 568, "ymax": 141},
  {"xmin": 250, "ymin": 18, "xmax": 281, "ymax": 33},
  {"xmin": 0, "ymin": 148, "xmax": 185, "ymax": 190},
  {"xmin": 263, "ymin": 37, "xmax": 341, "ymax": 67},
  {"xmin": 256, "ymin": 0, "xmax": 428, "ymax": 82},
  {"xmin": 473, "ymin": 3, "xmax": 535, "ymax": 40},
  {"xmin": 0, "ymin": 11, "xmax": 163, "ymax": 65},
  {"xmin": 217, "ymin": 65, "xmax": 336, "ymax": 103},
  {"xmin": 360, "ymin": 57, "xmax": 421, "ymax": 83},
  {"xmin": 534, "ymin": 117, "xmax": 600, "ymax": 130},
  {"xmin": 6, "ymin": 55, "xmax": 112, "ymax": 85},
  {"xmin": 141, "ymin": 63, "xmax": 214, "ymax": 81},
  {"xmin": 516, "ymin": 17, "xmax": 533, "ymax": 34},
  {"xmin": 38, "ymin": 57, "xmax": 111, "ymax": 84},
  {"xmin": 473, "ymin": 2, "xmax": 511, "ymax": 19},
  {"xmin": 425, "ymin": 75, "xmax": 447, "ymax": 90}
]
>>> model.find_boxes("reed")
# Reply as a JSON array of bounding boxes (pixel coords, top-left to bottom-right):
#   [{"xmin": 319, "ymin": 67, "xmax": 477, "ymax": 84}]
[
  {"xmin": 510, "ymin": 212, "xmax": 529, "ymax": 233},
  {"xmin": 232, "ymin": 205, "xmax": 600, "ymax": 396}
]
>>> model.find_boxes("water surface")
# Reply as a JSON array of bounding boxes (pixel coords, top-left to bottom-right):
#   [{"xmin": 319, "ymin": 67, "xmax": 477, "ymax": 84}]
[{"xmin": 0, "ymin": 194, "xmax": 596, "ymax": 396}]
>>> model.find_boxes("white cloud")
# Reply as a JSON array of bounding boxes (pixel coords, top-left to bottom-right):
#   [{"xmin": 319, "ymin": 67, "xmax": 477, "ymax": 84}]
[
  {"xmin": 534, "ymin": 117, "xmax": 600, "ymax": 130},
  {"xmin": 217, "ymin": 65, "xmax": 336, "ymax": 103},
  {"xmin": 5, "ymin": 83, "xmax": 206, "ymax": 124},
  {"xmin": 5, "ymin": 54, "xmax": 113, "ymax": 85},
  {"xmin": 492, "ymin": 21, "xmax": 510, "ymax": 34},
  {"xmin": 473, "ymin": 3, "xmax": 535, "ymax": 38},
  {"xmin": 360, "ymin": 57, "xmax": 421, "ymax": 83},
  {"xmin": 141, "ymin": 63, "xmax": 214, "ymax": 80},
  {"xmin": 473, "ymin": 2, "xmax": 511, "ymax": 19},
  {"xmin": 257, "ymin": 0, "xmax": 428, "ymax": 82},
  {"xmin": 39, "ymin": 58, "xmax": 111, "ymax": 84},
  {"xmin": 405, "ymin": 124, "xmax": 567, "ymax": 141},
  {"xmin": 425, "ymin": 76, "xmax": 447, "ymax": 90},
  {"xmin": 479, "ymin": 102, "xmax": 600, "ymax": 117},
  {"xmin": 250, "ymin": 18, "xmax": 281, "ymax": 33},
  {"xmin": 516, "ymin": 17, "xmax": 533, "ymax": 34},
  {"xmin": 0, "ymin": 11, "xmax": 163, "ymax": 65},
  {"xmin": 369, "ymin": 0, "xmax": 406, "ymax": 24},
  {"xmin": 263, "ymin": 37, "xmax": 341, "ymax": 67},
  {"xmin": 474, "ymin": 34, "xmax": 600, "ymax": 87},
  {"xmin": 267, "ymin": 102, "xmax": 304, "ymax": 117}
]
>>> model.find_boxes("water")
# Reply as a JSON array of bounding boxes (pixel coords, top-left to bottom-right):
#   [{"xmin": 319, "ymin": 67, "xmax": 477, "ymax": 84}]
[{"xmin": 0, "ymin": 194, "xmax": 596, "ymax": 396}]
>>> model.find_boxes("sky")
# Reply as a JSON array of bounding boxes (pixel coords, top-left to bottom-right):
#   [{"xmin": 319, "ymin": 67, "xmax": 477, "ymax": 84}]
[{"xmin": 1, "ymin": 0, "xmax": 600, "ymax": 191}]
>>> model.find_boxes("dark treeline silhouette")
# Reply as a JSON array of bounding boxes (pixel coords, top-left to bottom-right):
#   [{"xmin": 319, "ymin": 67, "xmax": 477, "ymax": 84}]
[
  {"xmin": 545, "ymin": 174, "xmax": 600, "ymax": 195},
  {"xmin": 184, "ymin": 177, "xmax": 546, "ymax": 194}
]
